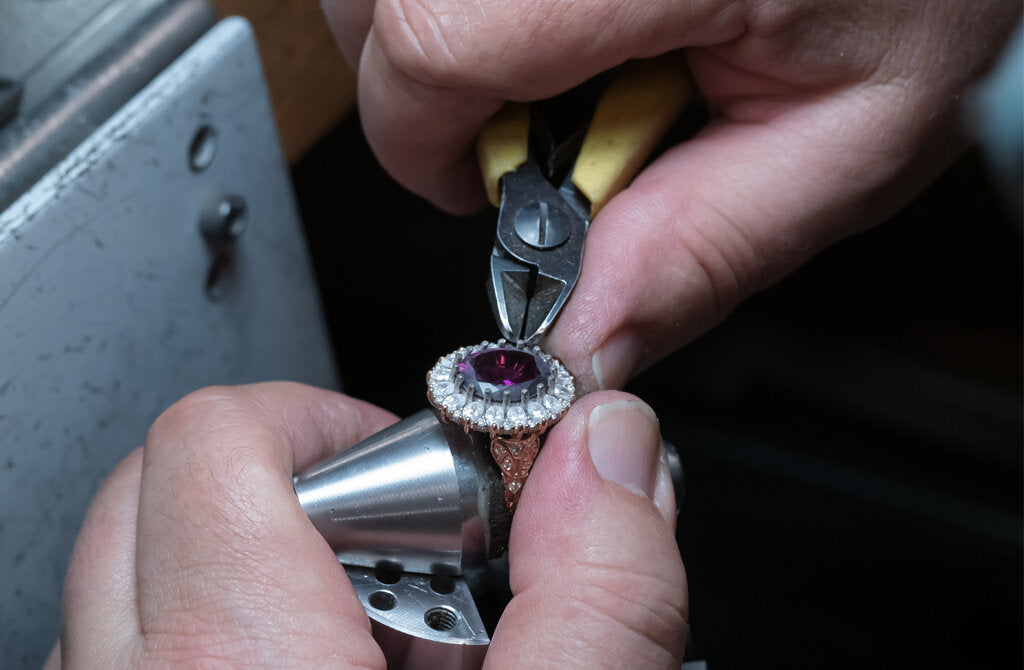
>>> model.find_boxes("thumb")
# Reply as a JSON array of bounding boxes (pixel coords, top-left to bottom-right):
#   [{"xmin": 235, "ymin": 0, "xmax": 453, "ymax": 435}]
[{"xmin": 487, "ymin": 391, "xmax": 687, "ymax": 669}]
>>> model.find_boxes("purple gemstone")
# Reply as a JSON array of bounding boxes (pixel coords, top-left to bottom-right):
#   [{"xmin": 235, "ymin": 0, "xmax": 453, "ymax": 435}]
[{"xmin": 459, "ymin": 347, "xmax": 550, "ymax": 402}]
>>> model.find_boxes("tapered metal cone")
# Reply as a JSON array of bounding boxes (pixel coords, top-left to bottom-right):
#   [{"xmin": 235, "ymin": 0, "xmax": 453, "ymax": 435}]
[{"xmin": 294, "ymin": 409, "xmax": 506, "ymax": 576}]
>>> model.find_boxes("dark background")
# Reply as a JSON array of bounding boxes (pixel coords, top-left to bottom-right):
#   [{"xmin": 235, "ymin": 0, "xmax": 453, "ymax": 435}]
[{"xmin": 293, "ymin": 112, "xmax": 1022, "ymax": 669}]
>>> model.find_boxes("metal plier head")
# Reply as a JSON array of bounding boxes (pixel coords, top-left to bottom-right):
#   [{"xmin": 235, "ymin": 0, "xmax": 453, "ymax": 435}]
[
  {"xmin": 478, "ymin": 55, "xmax": 692, "ymax": 346},
  {"xmin": 489, "ymin": 156, "xmax": 589, "ymax": 345}
]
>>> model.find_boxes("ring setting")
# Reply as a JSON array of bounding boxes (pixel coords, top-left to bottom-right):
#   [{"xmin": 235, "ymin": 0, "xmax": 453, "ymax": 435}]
[{"xmin": 427, "ymin": 339, "xmax": 575, "ymax": 508}]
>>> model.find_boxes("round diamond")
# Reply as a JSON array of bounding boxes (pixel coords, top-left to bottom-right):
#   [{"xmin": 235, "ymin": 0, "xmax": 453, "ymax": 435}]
[
  {"xmin": 506, "ymin": 405, "xmax": 526, "ymax": 425},
  {"xmin": 462, "ymin": 400, "xmax": 484, "ymax": 421},
  {"xmin": 484, "ymin": 404, "xmax": 505, "ymax": 424},
  {"xmin": 442, "ymin": 393, "xmax": 465, "ymax": 411},
  {"xmin": 432, "ymin": 381, "xmax": 455, "ymax": 398},
  {"xmin": 543, "ymin": 394, "xmax": 566, "ymax": 411}
]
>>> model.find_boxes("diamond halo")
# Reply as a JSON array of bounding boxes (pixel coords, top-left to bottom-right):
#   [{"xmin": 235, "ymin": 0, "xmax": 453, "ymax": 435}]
[{"xmin": 426, "ymin": 339, "xmax": 576, "ymax": 435}]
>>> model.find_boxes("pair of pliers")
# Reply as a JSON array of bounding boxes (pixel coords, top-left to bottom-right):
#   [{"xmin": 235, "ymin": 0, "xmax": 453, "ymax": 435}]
[{"xmin": 476, "ymin": 55, "xmax": 692, "ymax": 345}]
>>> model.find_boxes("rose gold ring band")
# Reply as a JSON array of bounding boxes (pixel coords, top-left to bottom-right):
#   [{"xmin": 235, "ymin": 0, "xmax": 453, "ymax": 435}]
[{"xmin": 489, "ymin": 433, "xmax": 541, "ymax": 510}]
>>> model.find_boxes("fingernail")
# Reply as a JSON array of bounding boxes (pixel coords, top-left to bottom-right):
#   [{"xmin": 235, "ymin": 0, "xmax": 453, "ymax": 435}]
[
  {"xmin": 592, "ymin": 330, "xmax": 644, "ymax": 390},
  {"xmin": 652, "ymin": 446, "xmax": 677, "ymax": 525},
  {"xmin": 587, "ymin": 399, "xmax": 661, "ymax": 498}
]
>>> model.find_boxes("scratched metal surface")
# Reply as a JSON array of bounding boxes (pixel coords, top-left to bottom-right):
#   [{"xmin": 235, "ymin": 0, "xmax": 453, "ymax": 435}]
[
  {"xmin": 0, "ymin": 0, "xmax": 166, "ymax": 115},
  {"xmin": 346, "ymin": 566, "xmax": 489, "ymax": 669},
  {"xmin": 0, "ymin": 19, "xmax": 337, "ymax": 668}
]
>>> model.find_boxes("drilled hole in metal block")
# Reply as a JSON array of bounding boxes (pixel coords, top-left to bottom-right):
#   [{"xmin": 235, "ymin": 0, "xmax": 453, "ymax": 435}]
[
  {"xmin": 368, "ymin": 590, "xmax": 396, "ymax": 611},
  {"xmin": 374, "ymin": 560, "xmax": 402, "ymax": 584},
  {"xmin": 430, "ymin": 575, "xmax": 456, "ymax": 595},
  {"xmin": 189, "ymin": 124, "xmax": 217, "ymax": 172}
]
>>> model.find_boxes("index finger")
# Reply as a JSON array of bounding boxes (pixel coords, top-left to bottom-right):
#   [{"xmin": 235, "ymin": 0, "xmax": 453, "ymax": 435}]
[
  {"xmin": 134, "ymin": 382, "xmax": 395, "ymax": 666},
  {"xmin": 342, "ymin": 0, "xmax": 743, "ymax": 213}
]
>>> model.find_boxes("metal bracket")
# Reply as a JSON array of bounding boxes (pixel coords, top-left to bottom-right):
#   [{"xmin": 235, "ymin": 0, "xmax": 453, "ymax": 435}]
[
  {"xmin": 0, "ymin": 18, "xmax": 336, "ymax": 668},
  {"xmin": 347, "ymin": 566, "xmax": 489, "ymax": 670}
]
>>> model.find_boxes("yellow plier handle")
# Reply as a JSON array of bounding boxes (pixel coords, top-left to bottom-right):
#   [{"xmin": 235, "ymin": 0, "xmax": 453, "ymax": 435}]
[{"xmin": 476, "ymin": 54, "xmax": 692, "ymax": 216}]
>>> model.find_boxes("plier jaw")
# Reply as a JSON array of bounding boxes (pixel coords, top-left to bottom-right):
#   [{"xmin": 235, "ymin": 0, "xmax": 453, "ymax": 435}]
[
  {"xmin": 477, "ymin": 55, "xmax": 692, "ymax": 346},
  {"xmin": 488, "ymin": 158, "xmax": 589, "ymax": 345}
]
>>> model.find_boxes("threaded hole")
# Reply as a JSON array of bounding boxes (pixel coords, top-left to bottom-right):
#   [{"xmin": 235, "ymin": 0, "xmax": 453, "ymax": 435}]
[
  {"xmin": 424, "ymin": 606, "xmax": 459, "ymax": 631},
  {"xmin": 368, "ymin": 590, "xmax": 396, "ymax": 611}
]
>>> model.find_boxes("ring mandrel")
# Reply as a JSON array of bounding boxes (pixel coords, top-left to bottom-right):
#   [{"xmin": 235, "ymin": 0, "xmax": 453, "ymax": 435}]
[
  {"xmin": 293, "ymin": 409, "xmax": 508, "ymax": 669},
  {"xmin": 294, "ymin": 409, "xmax": 511, "ymax": 575}
]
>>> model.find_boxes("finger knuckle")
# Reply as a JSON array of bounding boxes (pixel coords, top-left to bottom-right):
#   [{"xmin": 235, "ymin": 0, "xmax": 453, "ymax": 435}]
[
  {"xmin": 668, "ymin": 194, "xmax": 765, "ymax": 325},
  {"xmin": 146, "ymin": 388, "xmax": 286, "ymax": 535},
  {"xmin": 148, "ymin": 386, "xmax": 248, "ymax": 443},
  {"xmin": 373, "ymin": 0, "xmax": 493, "ymax": 88}
]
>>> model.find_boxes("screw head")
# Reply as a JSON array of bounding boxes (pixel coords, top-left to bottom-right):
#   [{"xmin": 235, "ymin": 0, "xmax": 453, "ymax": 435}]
[
  {"xmin": 513, "ymin": 201, "xmax": 570, "ymax": 249},
  {"xmin": 200, "ymin": 193, "xmax": 247, "ymax": 241}
]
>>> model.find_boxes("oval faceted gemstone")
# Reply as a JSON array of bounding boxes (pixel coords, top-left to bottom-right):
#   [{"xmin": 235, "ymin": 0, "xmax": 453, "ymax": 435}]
[{"xmin": 460, "ymin": 347, "xmax": 550, "ymax": 402}]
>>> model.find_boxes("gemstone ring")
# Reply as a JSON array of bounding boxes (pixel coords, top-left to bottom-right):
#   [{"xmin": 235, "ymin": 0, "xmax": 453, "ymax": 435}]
[{"xmin": 427, "ymin": 339, "xmax": 576, "ymax": 509}]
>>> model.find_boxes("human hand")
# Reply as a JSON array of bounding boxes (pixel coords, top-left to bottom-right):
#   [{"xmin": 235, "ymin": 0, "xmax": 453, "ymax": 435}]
[
  {"xmin": 324, "ymin": 0, "xmax": 1020, "ymax": 390},
  {"xmin": 54, "ymin": 383, "xmax": 685, "ymax": 667}
]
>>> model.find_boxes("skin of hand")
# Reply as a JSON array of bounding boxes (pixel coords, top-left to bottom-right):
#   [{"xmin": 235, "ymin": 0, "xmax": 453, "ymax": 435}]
[
  {"xmin": 323, "ymin": 0, "xmax": 1021, "ymax": 391},
  {"xmin": 52, "ymin": 383, "xmax": 684, "ymax": 668}
]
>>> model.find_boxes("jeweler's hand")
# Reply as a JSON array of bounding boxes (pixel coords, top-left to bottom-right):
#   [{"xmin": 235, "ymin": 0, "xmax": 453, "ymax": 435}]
[
  {"xmin": 324, "ymin": 0, "xmax": 1020, "ymax": 390},
  {"xmin": 488, "ymin": 390, "xmax": 686, "ymax": 668},
  {"xmin": 54, "ymin": 383, "xmax": 398, "ymax": 668},
  {"xmin": 53, "ymin": 384, "xmax": 684, "ymax": 668}
]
